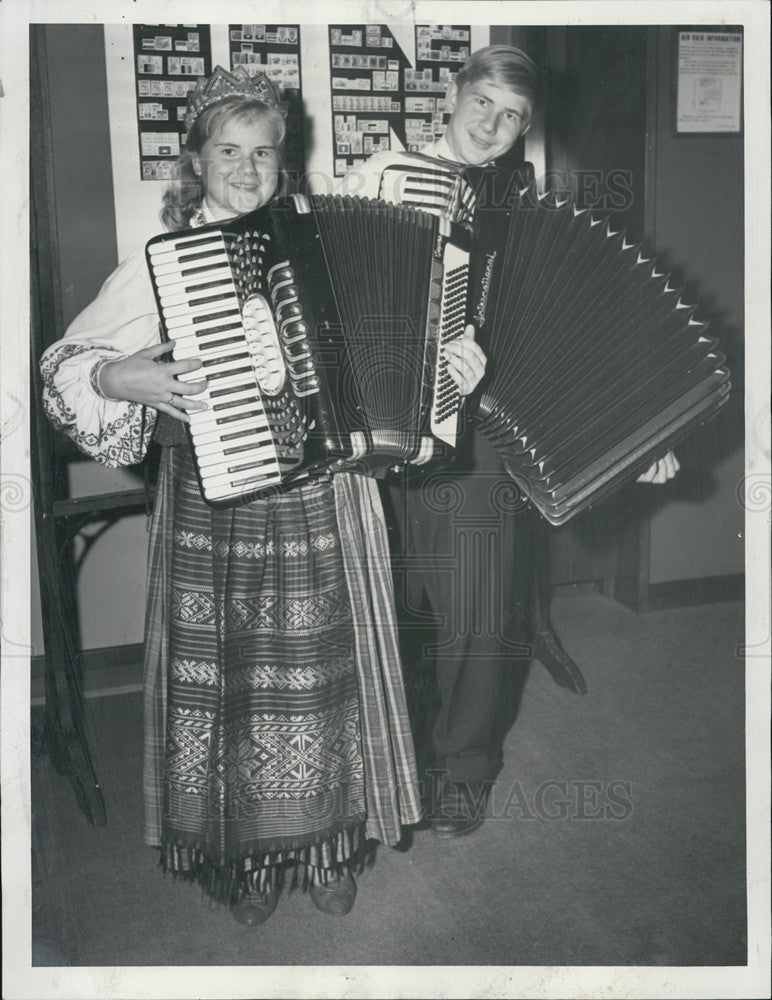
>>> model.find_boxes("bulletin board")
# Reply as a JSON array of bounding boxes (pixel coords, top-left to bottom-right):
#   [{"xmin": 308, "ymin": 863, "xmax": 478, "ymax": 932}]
[
  {"xmin": 329, "ymin": 23, "xmax": 471, "ymax": 176},
  {"xmin": 408, "ymin": 24, "xmax": 471, "ymax": 150},
  {"xmin": 132, "ymin": 24, "xmax": 212, "ymax": 180},
  {"xmin": 105, "ymin": 23, "xmax": 493, "ymax": 258},
  {"xmin": 228, "ymin": 24, "xmax": 306, "ymax": 184}
]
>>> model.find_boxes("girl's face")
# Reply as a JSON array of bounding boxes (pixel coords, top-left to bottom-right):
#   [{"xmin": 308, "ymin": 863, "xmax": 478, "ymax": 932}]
[{"xmin": 194, "ymin": 114, "xmax": 281, "ymax": 220}]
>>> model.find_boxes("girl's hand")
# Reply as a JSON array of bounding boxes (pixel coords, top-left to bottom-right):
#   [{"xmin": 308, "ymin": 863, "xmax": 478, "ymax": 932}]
[
  {"xmin": 98, "ymin": 340, "xmax": 208, "ymax": 423},
  {"xmin": 443, "ymin": 324, "xmax": 487, "ymax": 396},
  {"xmin": 636, "ymin": 450, "xmax": 680, "ymax": 484}
]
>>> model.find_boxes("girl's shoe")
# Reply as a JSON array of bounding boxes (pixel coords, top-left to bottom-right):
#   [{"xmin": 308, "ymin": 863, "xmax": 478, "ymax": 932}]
[
  {"xmin": 231, "ymin": 880, "xmax": 278, "ymax": 926},
  {"xmin": 309, "ymin": 868, "xmax": 357, "ymax": 915}
]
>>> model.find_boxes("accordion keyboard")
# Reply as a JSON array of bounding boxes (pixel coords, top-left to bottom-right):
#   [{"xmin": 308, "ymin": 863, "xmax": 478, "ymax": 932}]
[
  {"xmin": 430, "ymin": 241, "xmax": 468, "ymax": 447},
  {"xmin": 146, "ymin": 230, "xmax": 283, "ymax": 502}
]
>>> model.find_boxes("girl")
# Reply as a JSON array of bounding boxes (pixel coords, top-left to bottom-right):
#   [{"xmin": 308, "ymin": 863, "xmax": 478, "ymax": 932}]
[{"xmin": 41, "ymin": 66, "xmax": 428, "ymax": 925}]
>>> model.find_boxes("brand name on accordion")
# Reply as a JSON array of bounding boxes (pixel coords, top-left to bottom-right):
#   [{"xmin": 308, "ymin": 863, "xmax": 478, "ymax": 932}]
[{"xmin": 473, "ymin": 251, "xmax": 497, "ymax": 326}]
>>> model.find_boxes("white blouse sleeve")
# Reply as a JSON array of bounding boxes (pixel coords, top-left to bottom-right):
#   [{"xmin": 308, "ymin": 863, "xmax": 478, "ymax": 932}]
[{"xmin": 40, "ymin": 248, "xmax": 162, "ymax": 468}]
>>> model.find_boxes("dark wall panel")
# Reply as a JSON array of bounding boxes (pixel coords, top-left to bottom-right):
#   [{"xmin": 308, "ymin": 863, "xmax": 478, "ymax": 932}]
[{"xmin": 42, "ymin": 23, "xmax": 118, "ymax": 331}]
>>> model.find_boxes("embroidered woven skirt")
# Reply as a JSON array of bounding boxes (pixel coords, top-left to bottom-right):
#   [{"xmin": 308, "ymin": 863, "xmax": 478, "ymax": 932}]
[{"xmin": 143, "ymin": 443, "xmax": 421, "ymax": 899}]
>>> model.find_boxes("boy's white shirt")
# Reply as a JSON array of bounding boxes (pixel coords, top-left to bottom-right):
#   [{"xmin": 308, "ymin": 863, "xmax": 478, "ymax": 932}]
[{"xmin": 333, "ymin": 136, "xmax": 463, "ymax": 202}]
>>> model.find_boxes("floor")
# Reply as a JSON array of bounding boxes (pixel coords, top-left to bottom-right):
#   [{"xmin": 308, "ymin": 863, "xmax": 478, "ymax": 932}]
[{"xmin": 27, "ymin": 586, "xmax": 751, "ymax": 989}]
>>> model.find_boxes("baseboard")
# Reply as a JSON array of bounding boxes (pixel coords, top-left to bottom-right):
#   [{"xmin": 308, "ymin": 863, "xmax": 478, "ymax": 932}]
[
  {"xmin": 646, "ymin": 573, "xmax": 745, "ymax": 609},
  {"xmin": 31, "ymin": 642, "xmax": 144, "ymax": 704}
]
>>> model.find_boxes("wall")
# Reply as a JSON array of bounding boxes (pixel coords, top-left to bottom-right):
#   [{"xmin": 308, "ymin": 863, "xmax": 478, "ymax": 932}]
[
  {"xmin": 32, "ymin": 23, "xmax": 746, "ymax": 660},
  {"xmin": 537, "ymin": 25, "xmax": 651, "ymax": 588},
  {"xmin": 33, "ymin": 21, "xmax": 496, "ymax": 656},
  {"xmin": 31, "ymin": 25, "xmax": 146, "ymax": 656},
  {"xmin": 43, "ymin": 25, "xmax": 119, "ymax": 327},
  {"xmin": 33, "ymin": 21, "xmax": 498, "ymax": 656},
  {"xmin": 528, "ymin": 24, "xmax": 744, "ymax": 590},
  {"xmin": 645, "ymin": 26, "xmax": 744, "ymax": 583}
]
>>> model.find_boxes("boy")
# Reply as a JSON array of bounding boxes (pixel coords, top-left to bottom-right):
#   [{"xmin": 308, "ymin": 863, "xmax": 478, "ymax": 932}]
[{"xmin": 338, "ymin": 44, "xmax": 677, "ymax": 838}]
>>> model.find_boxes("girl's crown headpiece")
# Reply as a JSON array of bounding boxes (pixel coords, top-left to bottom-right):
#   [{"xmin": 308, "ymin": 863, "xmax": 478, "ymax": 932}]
[{"xmin": 185, "ymin": 65, "xmax": 284, "ymax": 132}]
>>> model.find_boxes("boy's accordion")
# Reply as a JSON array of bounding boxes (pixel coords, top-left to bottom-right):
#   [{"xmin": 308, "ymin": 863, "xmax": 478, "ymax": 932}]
[
  {"xmin": 467, "ymin": 181, "xmax": 731, "ymax": 524},
  {"xmin": 146, "ymin": 194, "xmax": 472, "ymax": 504}
]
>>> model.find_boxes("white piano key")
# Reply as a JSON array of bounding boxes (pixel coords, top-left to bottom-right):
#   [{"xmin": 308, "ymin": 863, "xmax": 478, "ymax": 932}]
[
  {"xmin": 147, "ymin": 231, "xmax": 225, "ymax": 255},
  {"xmin": 175, "ymin": 329, "xmax": 247, "ymax": 350},
  {"xmin": 165, "ymin": 320, "xmax": 242, "ymax": 343},
  {"xmin": 172, "ymin": 352, "xmax": 247, "ymax": 377},
  {"xmin": 197, "ymin": 442, "xmax": 279, "ymax": 470},
  {"xmin": 189, "ymin": 374, "xmax": 256, "ymax": 397},
  {"xmin": 208, "ymin": 386, "xmax": 265, "ymax": 408},
  {"xmin": 164, "ymin": 312, "xmax": 243, "ymax": 334},
  {"xmin": 191, "ymin": 419, "xmax": 274, "ymax": 447},
  {"xmin": 193, "ymin": 427, "xmax": 274, "ymax": 451},
  {"xmin": 178, "ymin": 364, "xmax": 251, "ymax": 387},
  {"xmin": 204, "ymin": 473, "xmax": 282, "ymax": 501},
  {"xmin": 148, "ymin": 239, "xmax": 227, "ymax": 266},
  {"xmin": 205, "ymin": 384, "xmax": 261, "ymax": 406},
  {"xmin": 203, "ymin": 383, "xmax": 262, "ymax": 407},
  {"xmin": 171, "ymin": 324, "xmax": 245, "ymax": 344},
  {"xmin": 194, "ymin": 429, "xmax": 273, "ymax": 457},
  {"xmin": 162, "ymin": 297, "xmax": 241, "ymax": 322},
  {"xmin": 191, "ymin": 418, "xmax": 271, "ymax": 444},
  {"xmin": 177, "ymin": 377, "xmax": 257, "ymax": 405},
  {"xmin": 159, "ymin": 281, "xmax": 236, "ymax": 308},
  {"xmin": 149, "ymin": 251, "xmax": 230, "ymax": 278},
  {"xmin": 197, "ymin": 446, "xmax": 279, "ymax": 474},
  {"xmin": 164, "ymin": 309, "xmax": 242, "ymax": 332},
  {"xmin": 161, "ymin": 286, "xmax": 239, "ymax": 314},
  {"xmin": 190, "ymin": 402, "xmax": 269, "ymax": 432},
  {"xmin": 172, "ymin": 325, "xmax": 247, "ymax": 357},
  {"xmin": 189, "ymin": 361, "xmax": 254, "ymax": 384},
  {"xmin": 152, "ymin": 261, "xmax": 233, "ymax": 288},
  {"xmin": 200, "ymin": 460, "xmax": 279, "ymax": 488},
  {"xmin": 173, "ymin": 339, "xmax": 250, "ymax": 362}
]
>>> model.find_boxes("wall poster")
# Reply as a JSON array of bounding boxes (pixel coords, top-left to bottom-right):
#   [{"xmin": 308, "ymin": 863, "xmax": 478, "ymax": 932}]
[{"xmin": 676, "ymin": 29, "xmax": 743, "ymax": 133}]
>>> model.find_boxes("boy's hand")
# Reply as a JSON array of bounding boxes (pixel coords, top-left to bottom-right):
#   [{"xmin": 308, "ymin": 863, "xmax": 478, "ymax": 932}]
[
  {"xmin": 637, "ymin": 450, "xmax": 680, "ymax": 484},
  {"xmin": 443, "ymin": 324, "xmax": 487, "ymax": 396}
]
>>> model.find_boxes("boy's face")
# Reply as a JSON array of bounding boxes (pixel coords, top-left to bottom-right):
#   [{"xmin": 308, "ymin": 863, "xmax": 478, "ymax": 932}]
[{"xmin": 444, "ymin": 76, "xmax": 533, "ymax": 166}]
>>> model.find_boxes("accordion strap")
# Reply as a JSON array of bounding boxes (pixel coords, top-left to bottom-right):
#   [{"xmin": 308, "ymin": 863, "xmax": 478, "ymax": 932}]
[{"xmin": 151, "ymin": 410, "xmax": 187, "ymax": 448}]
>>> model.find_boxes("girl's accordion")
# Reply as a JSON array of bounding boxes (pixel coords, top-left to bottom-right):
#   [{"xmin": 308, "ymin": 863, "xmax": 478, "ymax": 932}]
[{"xmin": 146, "ymin": 194, "xmax": 472, "ymax": 504}]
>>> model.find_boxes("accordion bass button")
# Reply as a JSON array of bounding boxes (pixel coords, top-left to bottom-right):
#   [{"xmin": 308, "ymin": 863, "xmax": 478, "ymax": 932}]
[
  {"xmin": 281, "ymin": 322, "xmax": 309, "ymax": 344},
  {"xmin": 275, "ymin": 305, "xmax": 303, "ymax": 326},
  {"xmin": 267, "ymin": 267, "xmax": 295, "ymax": 289},
  {"xmin": 286, "ymin": 351, "xmax": 313, "ymax": 369},
  {"xmin": 272, "ymin": 285, "xmax": 299, "ymax": 306}
]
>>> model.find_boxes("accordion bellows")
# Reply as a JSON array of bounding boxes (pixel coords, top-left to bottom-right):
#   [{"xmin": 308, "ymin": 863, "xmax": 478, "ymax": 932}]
[{"xmin": 469, "ymin": 182, "xmax": 731, "ymax": 524}]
